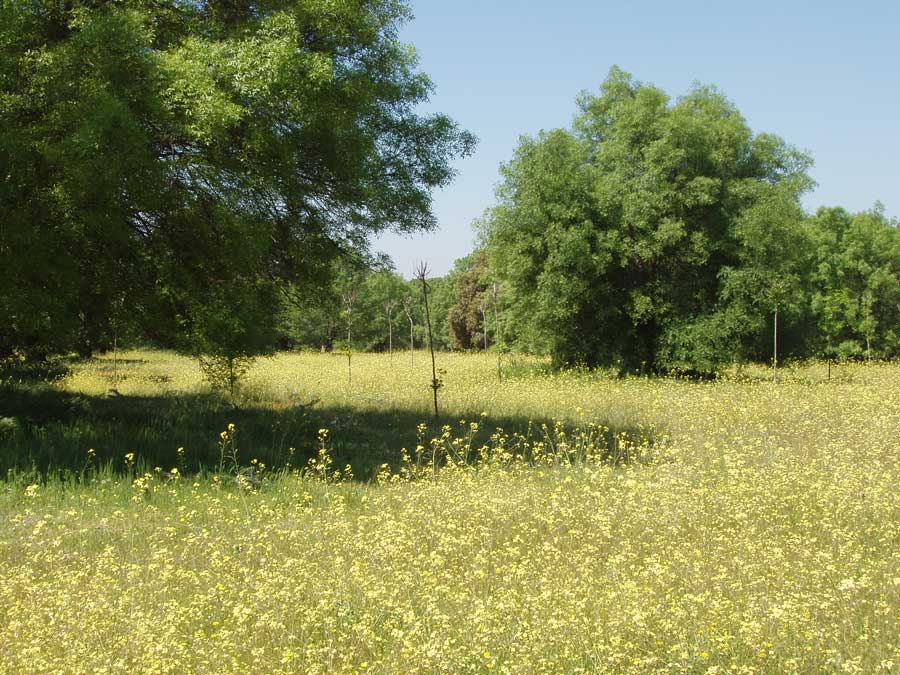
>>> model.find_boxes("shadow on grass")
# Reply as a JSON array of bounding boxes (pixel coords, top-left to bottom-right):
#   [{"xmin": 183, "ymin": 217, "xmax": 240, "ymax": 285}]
[{"xmin": 0, "ymin": 381, "xmax": 654, "ymax": 481}]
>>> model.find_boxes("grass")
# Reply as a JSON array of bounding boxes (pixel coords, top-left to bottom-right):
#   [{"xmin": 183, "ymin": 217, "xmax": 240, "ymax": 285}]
[
  {"xmin": 0, "ymin": 350, "xmax": 649, "ymax": 478},
  {"xmin": 1, "ymin": 351, "xmax": 899, "ymax": 673}
]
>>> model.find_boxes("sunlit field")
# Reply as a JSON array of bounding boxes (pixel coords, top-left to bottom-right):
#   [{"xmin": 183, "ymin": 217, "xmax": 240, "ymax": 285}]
[{"xmin": 1, "ymin": 352, "xmax": 899, "ymax": 674}]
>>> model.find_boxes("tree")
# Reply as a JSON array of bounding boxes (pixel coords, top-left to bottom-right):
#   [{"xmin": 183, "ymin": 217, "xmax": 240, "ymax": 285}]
[
  {"xmin": 416, "ymin": 263, "xmax": 440, "ymax": 416},
  {"xmin": 666, "ymin": 179, "xmax": 816, "ymax": 373},
  {"xmin": 448, "ymin": 251, "xmax": 490, "ymax": 350},
  {"xmin": 277, "ymin": 280, "xmax": 341, "ymax": 351},
  {"xmin": 483, "ymin": 67, "xmax": 813, "ymax": 373},
  {"xmin": 357, "ymin": 270, "xmax": 409, "ymax": 351},
  {"xmin": 491, "ymin": 280, "xmax": 503, "ymax": 381},
  {"xmin": 401, "ymin": 272, "xmax": 452, "ymax": 351},
  {"xmin": 402, "ymin": 294, "xmax": 415, "ymax": 364},
  {"xmin": 384, "ymin": 299, "xmax": 398, "ymax": 360},
  {"xmin": 341, "ymin": 286, "xmax": 357, "ymax": 383},
  {"xmin": 808, "ymin": 206, "xmax": 900, "ymax": 359},
  {"xmin": 192, "ymin": 283, "xmax": 278, "ymax": 400},
  {"xmin": 0, "ymin": 0, "xmax": 475, "ymax": 360},
  {"xmin": 276, "ymin": 261, "xmax": 411, "ymax": 352}
]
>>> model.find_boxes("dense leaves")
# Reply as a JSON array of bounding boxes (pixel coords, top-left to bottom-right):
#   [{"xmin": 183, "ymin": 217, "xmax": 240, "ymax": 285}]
[
  {"xmin": 808, "ymin": 205, "xmax": 900, "ymax": 359},
  {"xmin": 276, "ymin": 262, "xmax": 458, "ymax": 352},
  {"xmin": 447, "ymin": 251, "xmax": 490, "ymax": 350},
  {"xmin": 482, "ymin": 67, "xmax": 899, "ymax": 372},
  {"xmin": 0, "ymin": 0, "xmax": 474, "ymax": 360}
]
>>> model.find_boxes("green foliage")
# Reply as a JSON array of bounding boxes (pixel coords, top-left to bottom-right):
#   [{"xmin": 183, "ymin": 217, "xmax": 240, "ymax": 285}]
[
  {"xmin": 277, "ymin": 280, "xmax": 342, "ymax": 351},
  {"xmin": 357, "ymin": 271, "xmax": 412, "ymax": 351},
  {"xmin": 417, "ymin": 273, "xmax": 455, "ymax": 351},
  {"xmin": 0, "ymin": 0, "xmax": 475, "ymax": 360},
  {"xmin": 807, "ymin": 206, "xmax": 900, "ymax": 359},
  {"xmin": 278, "ymin": 264, "xmax": 411, "ymax": 351},
  {"xmin": 273, "ymin": 259, "xmax": 470, "ymax": 354},
  {"xmin": 484, "ymin": 67, "xmax": 815, "ymax": 372},
  {"xmin": 665, "ymin": 179, "xmax": 817, "ymax": 369},
  {"xmin": 189, "ymin": 282, "xmax": 279, "ymax": 398},
  {"xmin": 448, "ymin": 251, "xmax": 491, "ymax": 349}
]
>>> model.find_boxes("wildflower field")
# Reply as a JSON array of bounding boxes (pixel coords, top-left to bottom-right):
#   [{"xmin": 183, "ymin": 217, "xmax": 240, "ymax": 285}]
[{"xmin": 1, "ymin": 352, "xmax": 898, "ymax": 674}]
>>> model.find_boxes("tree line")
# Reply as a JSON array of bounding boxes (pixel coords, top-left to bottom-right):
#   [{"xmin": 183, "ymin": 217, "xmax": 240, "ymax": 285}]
[
  {"xmin": 272, "ymin": 252, "xmax": 500, "ymax": 355},
  {"xmin": 0, "ymin": 0, "xmax": 474, "ymax": 367},
  {"xmin": 3, "ymin": 1, "xmax": 896, "ymax": 377},
  {"xmin": 268, "ymin": 186, "xmax": 900, "ymax": 378},
  {"xmin": 479, "ymin": 68, "xmax": 900, "ymax": 373}
]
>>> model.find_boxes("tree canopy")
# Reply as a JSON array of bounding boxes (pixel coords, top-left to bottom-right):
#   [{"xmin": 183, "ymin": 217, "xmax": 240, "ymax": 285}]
[
  {"xmin": 807, "ymin": 205, "xmax": 900, "ymax": 359},
  {"xmin": 482, "ymin": 67, "xmax": 819, "ymax": 372},
  {"xmin": 0, "ymin": 0, "xmax": 475, "ymax": 359}
]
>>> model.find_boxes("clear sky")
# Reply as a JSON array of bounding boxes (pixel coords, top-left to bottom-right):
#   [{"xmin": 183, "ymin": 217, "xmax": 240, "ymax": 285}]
[{"xmin": 374, "ymin": 0, "xmax": 899, "ymax": 277}]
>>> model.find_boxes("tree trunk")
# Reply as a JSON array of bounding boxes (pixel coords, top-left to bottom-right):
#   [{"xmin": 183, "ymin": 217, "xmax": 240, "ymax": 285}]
[
  {"xmin": 773, "ymin": 305, "xmax": 778, "ymax": 384},
  {"xmin": 419, "ymin": 273, "xmax": 439, "ymax": 417},
  {"xmin": 492, "ymin": 282, "xmax": 502, "ymax": 383}
]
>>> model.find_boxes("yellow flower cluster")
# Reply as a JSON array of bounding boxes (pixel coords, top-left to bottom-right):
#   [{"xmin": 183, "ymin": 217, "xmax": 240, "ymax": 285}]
[{"xmin": 1, "ymin": 352, "xmax": 897, "ymax": 673}]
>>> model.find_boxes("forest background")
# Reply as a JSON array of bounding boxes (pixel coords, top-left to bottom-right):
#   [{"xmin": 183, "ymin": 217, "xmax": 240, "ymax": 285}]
[{"xmin": 2, "ymin": 0, "xmax": 899, "ymax": 378}]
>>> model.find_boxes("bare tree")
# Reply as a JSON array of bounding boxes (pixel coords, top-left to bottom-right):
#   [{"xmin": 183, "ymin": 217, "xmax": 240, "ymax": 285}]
[
  {"xmin": 769, "ymin": 276, "xmax": 788, "ymax": 384},
  {"xmin": 773, "ymin": 297, "xmax": 778, "ymax": 383},
  {"xmin": 416, "ymin": 263, "xmax": 440, "ymax": 417},
  {"xmin": 384, "ymin": 299, "xmax": 398, "ymax": 362},
  {"xmin": 862, "ymin": 289, "xmax": 875, "ymax": 362},
  {"xmin": 342, "ymin": 288, "xmax": 358, "ymax": 385},
  {"xmin": 402, "ymin": 294, "xmax": 415, "ymax": 366},
  {"xmin": 491, "ymin": 281, "xmax": 502, "ymax": 383},
  {"xmin": 766, "ymin": 272, "xmax": 802, "ymax": 384},
  {"xmin": 109, "ymin": 292, "xmax": 126, "ymax": 394}
]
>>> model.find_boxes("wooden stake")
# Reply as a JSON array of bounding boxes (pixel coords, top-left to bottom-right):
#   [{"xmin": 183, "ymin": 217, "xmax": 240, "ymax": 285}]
[{"xmin": 416, "ymin": 263, "xmax": 440, "ymax": 417}]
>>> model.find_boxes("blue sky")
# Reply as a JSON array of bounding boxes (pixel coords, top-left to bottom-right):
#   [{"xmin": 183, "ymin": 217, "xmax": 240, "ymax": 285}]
[{"xmin": 375, "ymin": 0, "xmax": 899, "ymax": 276}]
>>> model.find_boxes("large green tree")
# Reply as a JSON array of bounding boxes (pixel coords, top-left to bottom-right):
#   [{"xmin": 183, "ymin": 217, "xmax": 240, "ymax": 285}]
[
  {"xmin": 808, "ymin": 205, "xmax": 900, "ymax": 359},
  {"xmin": 0, "ymin": 0, "xmax": 474, "ymax": 359},
  {"xmin": 662, "ymin": 179, "xmax": 817, "ymax": 371},
  {"xmin": 447, "ymin": 251, "xmax": 490, "ymax": 350},
  {"xmin": 484, "ymin": 67, "xmax": 813, "ymax": 372}
]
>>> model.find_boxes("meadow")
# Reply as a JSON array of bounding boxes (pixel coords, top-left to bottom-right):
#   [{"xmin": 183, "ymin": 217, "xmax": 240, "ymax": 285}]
[{"xmin": 1, "ymin": 351, "xmax": 898, "ymax": 674}]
